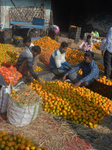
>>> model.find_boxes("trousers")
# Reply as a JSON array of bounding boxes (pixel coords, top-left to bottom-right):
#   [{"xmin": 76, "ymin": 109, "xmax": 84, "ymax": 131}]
[
  {"xmin": 104, "ymin": 50, "xmax": 112, "ymax": 78},
  {"xmin": 50, "ymin": 68, "xmax": 68, "ymax": 77},
  {"xmin": 68, "ymin": 72, "xmax": 94, "ymax": 87}
]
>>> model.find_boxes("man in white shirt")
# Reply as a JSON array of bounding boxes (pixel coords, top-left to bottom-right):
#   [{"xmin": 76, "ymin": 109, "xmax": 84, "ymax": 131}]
[
  {"xmin": 23, "ymin": 36, "xmax": 39, "ymax": 70},
  {"xmin": 102, "ymin": 27, "xmax": 112, "ymax": 79}
]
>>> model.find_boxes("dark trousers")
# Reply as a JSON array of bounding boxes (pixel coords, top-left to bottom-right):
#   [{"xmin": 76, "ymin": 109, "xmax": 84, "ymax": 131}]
[
  {"xmin": 68, "ymin": 72, "xmax": 94, "ymax": 87},
  {"xmin": 50, "ymin": 68, "xmax": 68, "ymax": 77},
  {"xmin": 104, "ymin": 50, "xmax": 112, "ymax": 78}
]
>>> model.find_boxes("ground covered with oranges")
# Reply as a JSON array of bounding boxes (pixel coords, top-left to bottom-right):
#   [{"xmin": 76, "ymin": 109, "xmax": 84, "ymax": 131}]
[{"xmin": 0, "ymin": 37, "xmax": 112, "ymax": 150}]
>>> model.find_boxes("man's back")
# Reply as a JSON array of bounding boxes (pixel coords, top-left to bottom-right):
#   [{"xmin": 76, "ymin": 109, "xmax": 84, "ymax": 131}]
[
  {"xmin": 16, "ymin": 48, "xmax": 33, "ymax": 67},
  {"xmin": 49, "ymin": 49, "xmax": 65, "ymax": 69}
]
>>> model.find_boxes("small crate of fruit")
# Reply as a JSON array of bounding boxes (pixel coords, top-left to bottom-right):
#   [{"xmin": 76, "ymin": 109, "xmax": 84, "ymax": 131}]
[
  {"xmin": 92, "ymin": 76, "xmax": 112, "ymax": 99},
  {"xmin": 2, "ymin": 58, "xmax": 17, "ymax": 68}
]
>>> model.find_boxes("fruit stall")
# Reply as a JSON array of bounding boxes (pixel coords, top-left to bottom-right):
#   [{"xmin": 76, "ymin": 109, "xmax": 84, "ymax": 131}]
[{"xmin": 0, "ymin": 37, "xmax": 112, "ymax": 150}]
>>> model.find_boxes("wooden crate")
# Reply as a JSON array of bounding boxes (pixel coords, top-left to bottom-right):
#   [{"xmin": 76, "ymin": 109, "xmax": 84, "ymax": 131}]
[
  {"xmin": 92, "ymin": 80, "xmax": 112, "ymax": 99},
  {"xmin": 9, "ymin": 6, "xmax": 46, "ymax": 23}
]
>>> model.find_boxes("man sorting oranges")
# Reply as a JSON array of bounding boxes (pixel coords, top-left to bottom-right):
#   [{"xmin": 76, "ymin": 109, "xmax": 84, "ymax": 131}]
[
  {"xmin": 49, "ymin": 41, "xmax": 72, "ymax": 77},
  {"xmin": 62, "ymin": 51, "xmax": 99, "ymax": 88}
]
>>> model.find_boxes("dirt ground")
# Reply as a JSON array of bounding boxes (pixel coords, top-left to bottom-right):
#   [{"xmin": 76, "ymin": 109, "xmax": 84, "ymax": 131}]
[{"xmin": 0, "ymin": 39, "xmax": 110, "ymax": 150}]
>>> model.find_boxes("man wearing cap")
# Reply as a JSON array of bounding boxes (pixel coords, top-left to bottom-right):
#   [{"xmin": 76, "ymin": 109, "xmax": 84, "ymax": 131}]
[{"xmin": 62, "ymin": 51, "xmax": 99, "ymax": 88}]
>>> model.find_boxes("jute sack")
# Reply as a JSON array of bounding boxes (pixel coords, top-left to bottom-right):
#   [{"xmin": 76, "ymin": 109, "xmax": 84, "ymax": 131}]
[
  {"xmin": 7, "ymin": 96, "xmax": 41, "ymax": 127},
  {"xmin": 0, "ymin": 85, "xmax": 11, "ymax": 113}
]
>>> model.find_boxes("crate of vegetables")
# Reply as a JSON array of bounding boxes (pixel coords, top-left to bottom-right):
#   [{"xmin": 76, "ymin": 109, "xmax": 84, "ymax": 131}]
[{"xmin": 92, "ymin": 76, "xmax": 112, "ymax": 99}]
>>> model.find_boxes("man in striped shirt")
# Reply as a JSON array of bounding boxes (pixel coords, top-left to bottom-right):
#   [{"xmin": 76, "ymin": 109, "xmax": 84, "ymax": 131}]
[
  {"xmin": 62, "ymin": 51, "xmax": 99, "ymax": 88},
  {"xmin": 50, "ymin": 42, "xmax": 72, "ymax": 76}
]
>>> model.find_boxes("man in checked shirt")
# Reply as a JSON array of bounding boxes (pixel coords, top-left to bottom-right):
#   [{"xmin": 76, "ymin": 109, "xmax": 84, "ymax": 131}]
[{"xmin": 62, "ymin": 51, "xmax": 99, "ymax": 88}]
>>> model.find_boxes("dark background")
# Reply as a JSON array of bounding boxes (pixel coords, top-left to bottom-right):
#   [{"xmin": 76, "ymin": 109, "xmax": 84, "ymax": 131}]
[{"xmin": 51, "ymin": 0, "xmax": 112, "ymax": 37}]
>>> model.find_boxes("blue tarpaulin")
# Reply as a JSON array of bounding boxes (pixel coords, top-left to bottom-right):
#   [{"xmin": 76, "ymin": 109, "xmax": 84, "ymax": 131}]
[{"xmin": 31, "ymin": 37, "xmax": 41, "ymax": 41}]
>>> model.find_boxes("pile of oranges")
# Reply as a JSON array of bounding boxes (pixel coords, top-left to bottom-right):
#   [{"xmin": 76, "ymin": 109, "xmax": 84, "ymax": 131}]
[
  {"xmin": 3, "ymin": 59, "xmax": 17, "ymax": 65},
  {"xmin": 93, "ymin": 42, "xmax": 101, "ymax": 50},
  {"xmin": 0, "ymin": 66, "xmax": 22, "ymax": 86},
  {"xmin": 65, "ymin": 50, "xmax": 84, "ymax": 64},
  {"xmin": 32, "ymin": 36, "xmax": 60, "ymax": 52},
  {"xmin": 97, "ymin": 76, "xmax": 112, "ymax": 86},
  {"xmin": 32, "ymin": 36, "xmax": 72, "ymax": 53},
  {"xmin": 95, "ymin": 62, "xmax": 104, "ymax": 72},
  {"xmin": 40, "ymin": 51, "xmax": 52, "ymax": 67},
  {"xmin": 0, "ymin": 132, "xmax": 48, "ymax": 150},
  {"xmin": 76, "ymin": 69, "xmax": 83, "ymax": 75},
  {"xmin": 34, "ymin": 66, "xmax": 43, "ymax": 72},
  {"xmin": 0, "ymin": 44, "xmax": 18, "ymax": 66},
  {"xmin": 29, "ymin": 80, "xmax": 112, "ymax": 128}
]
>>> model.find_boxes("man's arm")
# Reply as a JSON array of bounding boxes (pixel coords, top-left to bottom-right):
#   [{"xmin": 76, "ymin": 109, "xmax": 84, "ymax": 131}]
[
  {"xmin": 62, "ymin": 61, "xmax": 71, "ymax": 68},
  {"xmin": 66, "ymin": 61, "xmax": 83, "ymax": 76},
  {"xmin": 78, "ymin": 41, "xmax": 85, "ymax": 49},
  {"xmin": 103, "ymin": 28, "xmax": 112, "ymax": 53},
  {"xmin": 27, "ymin": 56, "xmax": 39, "ymax": 80},
  {"xmin": 54, "ymin": 55, "xmax": 68, "ymax": 70},
  {"xmin": 89, "ymin": 42, "xmax": 93, "ymax": 51}
]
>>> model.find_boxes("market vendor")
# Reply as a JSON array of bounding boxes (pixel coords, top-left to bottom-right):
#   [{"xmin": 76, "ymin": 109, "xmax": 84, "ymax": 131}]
[
  {"xmin": 16, "ymin": 46, "xmax": 42, "ymax": 82},
  {"xmin": 49, "ymin": 41, "xmax": 72, "ymax": 76},
  {"xmin": 23, "ymin": 36, "xmax": 34, "ymax": 50},
  {"xmin": 77, "ymin": 35, "xmax": 93, "ymax": 52},
  {"xmin": 62, "ymin": 51, "xmax": 99, "ymax": 88},
  {"xmin": 23, "ymin": 36, "xmax": 39, "ymax": 70},
  {"xmin": 48, "ymin": 25, "xmax": 60, "ymax": 40}
]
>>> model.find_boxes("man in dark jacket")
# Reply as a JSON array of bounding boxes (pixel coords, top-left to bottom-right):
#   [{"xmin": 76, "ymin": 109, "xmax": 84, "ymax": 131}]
[{"xmin": 16, "ymin": 46, "xmax": 42, "ymax": 82}]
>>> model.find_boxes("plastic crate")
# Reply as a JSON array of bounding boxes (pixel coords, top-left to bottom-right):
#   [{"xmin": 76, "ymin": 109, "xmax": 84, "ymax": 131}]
[
  {"xmin": 4, "ymin": 28, "xmax": 12, "ymax": 39},
  {"xmin": 91, "ymin": 80, "xmax": 112, "ymax": 99},
  {"xmin": 68, "ymin": 25, "xmax": 82, "ymax": 43},
  {"xmin": 32, "ymin": 18, "xmax": 45, "ymax": 26}
]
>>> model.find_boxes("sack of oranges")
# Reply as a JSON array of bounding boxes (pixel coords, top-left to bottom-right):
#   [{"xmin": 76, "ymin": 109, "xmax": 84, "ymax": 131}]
[
  {"xmin": 0, "ymin": 66, "xmax": 22, "ymax": 86},
  {"xmin": 40, "ymin": 51, "xmax": 52, "ymax": 67}
]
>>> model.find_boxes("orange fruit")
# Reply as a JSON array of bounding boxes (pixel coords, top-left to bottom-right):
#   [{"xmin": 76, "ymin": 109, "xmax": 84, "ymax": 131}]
[
  {"xmin": 25, "ymin": 147, "xmax": 30, "ymax": 150},
  {"xmin": 31, "ymin": 146, "xmax": 36, "ymax": 150},
  {"xmin": 43, "ymin": 147, "xmax": 48, "ymax": 150},
  {"xmin": 4, "ymin": 147, "xmax": 9, "ymax": 150},
  {"xmin": 16, "ymin": 134, "xmax": 21, "ymax": 139},
  {"xmin": 20, "ymin": 144, "xmax": 25, "ymax": 150},
  {"xmin": 0, "ymin": 144, "xmax": 5, "ymax": 149},
  {"xmin": 7, "ymin": 142, "xmax": 12, "ymax": 147},
  {"xmin": 10, "ymin": 146, "xmax": 14, "ymax": 150}
]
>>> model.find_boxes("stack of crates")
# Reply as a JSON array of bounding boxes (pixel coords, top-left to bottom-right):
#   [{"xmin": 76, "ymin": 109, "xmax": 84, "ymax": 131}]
[
  {"xmin": 68, "ymin": 25, "xmax": 82, "ymax": 43},
  {"xmin": 0, "ymin": 28, "xmax": 12, "ymax": 44}
]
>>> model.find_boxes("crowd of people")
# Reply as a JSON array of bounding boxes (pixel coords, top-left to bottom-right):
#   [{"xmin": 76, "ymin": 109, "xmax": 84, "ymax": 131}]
[
  {"xmin": 14, "ymin": 34, "xmax": 98, "ymax": 89},
  {"xmin": 1, "ymin": 26, "xmax": 110, "ymax": 89}
]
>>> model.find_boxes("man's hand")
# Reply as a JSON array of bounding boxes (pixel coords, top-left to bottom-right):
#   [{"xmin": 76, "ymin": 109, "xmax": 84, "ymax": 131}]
[
  {"xmin": 62, "ymin": 74, "xmax": 67, "ymax": 82},
  {"xmin": 102, "ymin": 51, "xmax": 105, "ymax": 57},
  {"xmin": 74, "ymin": 81, "xmax": 81, "ymax": 88}
]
